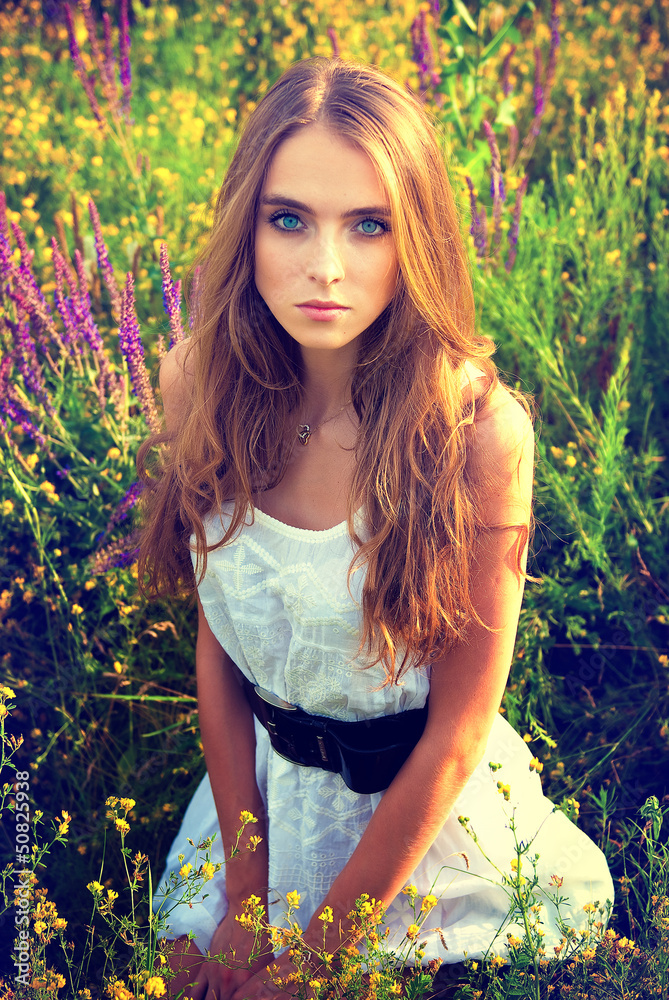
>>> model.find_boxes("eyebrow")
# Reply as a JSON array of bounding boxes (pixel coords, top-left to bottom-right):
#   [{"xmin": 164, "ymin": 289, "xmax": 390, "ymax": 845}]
[{"xmin": 260, "ymin": 194, "xmax": 391, "ymax": 219}]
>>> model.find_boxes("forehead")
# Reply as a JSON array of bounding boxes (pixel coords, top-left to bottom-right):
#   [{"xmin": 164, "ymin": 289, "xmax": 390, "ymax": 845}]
[{"xmin": 261, "ymin": 124, "xmax": 388, "ymax": 205}]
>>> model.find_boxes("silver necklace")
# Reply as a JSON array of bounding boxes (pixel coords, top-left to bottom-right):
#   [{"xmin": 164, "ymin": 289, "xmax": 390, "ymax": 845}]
[{"xmin": 296, "ymin": 400, "xmax": 351, "ymax": 446}]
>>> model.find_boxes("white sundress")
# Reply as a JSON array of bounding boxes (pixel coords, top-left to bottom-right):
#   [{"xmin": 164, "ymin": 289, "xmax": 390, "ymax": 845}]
[{"xmin": 152, "ymin": 504, "xmax": 614, "ymax": 963}]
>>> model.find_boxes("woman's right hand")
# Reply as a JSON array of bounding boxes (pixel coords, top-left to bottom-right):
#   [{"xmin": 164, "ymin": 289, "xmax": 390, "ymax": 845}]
[{"xmin": 185, "ymin": 907, "xmax": 274, "ymax": 1000}]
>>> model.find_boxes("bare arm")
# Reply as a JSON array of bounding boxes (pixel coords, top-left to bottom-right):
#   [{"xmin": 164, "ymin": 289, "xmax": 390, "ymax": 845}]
[{"xmin": 160, "ymin": 345, "xmax": 270, "ymax": 994}]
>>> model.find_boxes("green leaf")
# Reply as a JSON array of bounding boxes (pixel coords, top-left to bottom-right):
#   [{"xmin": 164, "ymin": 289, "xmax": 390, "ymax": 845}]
[
  {"xmin": 494, "ymin": 96, "xmax": 517, "ymax": 128},
  {"xmin": 480, "ymin": 2, "xmax": 536, "ymax": 62},
  {"xmin": 451, "ymin": 0, "xmax": 478, "ymax": 33}
]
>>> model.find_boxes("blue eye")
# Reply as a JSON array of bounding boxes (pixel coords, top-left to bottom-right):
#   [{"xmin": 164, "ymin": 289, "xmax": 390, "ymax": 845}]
[
  {"xmin": 271, "ymin": 212, "xmax": 302, "ymax": 231},
  {"xmin": 357, "ymin": 218, "xmax": 387, "ymax": 236}
]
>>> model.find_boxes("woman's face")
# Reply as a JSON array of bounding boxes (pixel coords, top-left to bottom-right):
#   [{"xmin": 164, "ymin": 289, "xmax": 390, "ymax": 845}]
[{"xmin": 254, "ymin": 124, "xmax": 398, "ymax": 357}]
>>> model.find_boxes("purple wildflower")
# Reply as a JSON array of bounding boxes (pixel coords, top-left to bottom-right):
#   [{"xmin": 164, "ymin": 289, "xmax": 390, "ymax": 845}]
[
  {"xmin": 10, "ymin": 315, "xmax": 53, "ymax": 414},
  {"xmin": 506, "ymin": 175, "xmax": 529, "ymax": 273},
  {"xmin": 501, "ymin": 45, "xmax": 516, "ymax": 98},
  {"xmin": 410, "ymin": 10, "xmax": 435, "ymax": 96},
  {"xmin": 7, "ymin": 223, "xmax": 64, "ymax": 353},
  {"xmin": 102, "ymin": 11, "xmax": 115, "ymax": 96},
  {"xmin": 102, "ymin": 481, "xmax": 143, "ymax": 537},
  {"xmin": 483, "ymin": 120, "xmax": 505, "ymax": 255},
  {"xmin": 119, "ymin": 273, "xmax": 161, "ymax": 434},
  {"xmin": 545, "ymin": 0, "xmax": 561, "ymax": 102},
  {"xmin": 465, "ymin": 177, "xmax": 488, "ymax": 259},
  {"xmin": 327, "ymin": 27, "xmax": 340, "ymax": 59},
  {"xmin": 52, "ymin": 240, "xmax": 81, "ymax": 347},
  {"xmin": 160, "ymin": 243, "xmax": 184, "ymax": 347},
  {"xmin": 63, "ymin": 2, "xmax": 104, "ymax": 125},
  {"xmin": 0, "ymin": 354, "xmax": 47, "ymax": 447},
  {"xmin": 90, "ymin": 531, "xmax": 140, "ymax": 575},
  {"xmin": 533, "ymin": 47, "xmax": 544, "ymax": 118},
  {"xmin": 88, "ymin": 199, "xmax": 122, "ymax": 321},
  {"xmin": 72, "ymin": 247, "xmax": 122, "ymax": 409},
  {"xmin": 119, "ymin": 0, "xmax": 132, "ymax": 125}
]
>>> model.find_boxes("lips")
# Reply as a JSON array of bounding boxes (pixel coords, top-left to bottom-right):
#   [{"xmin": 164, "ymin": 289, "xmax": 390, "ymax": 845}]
[
  {"xmin": 297, "ymin": 300, "xmax": 350, "ymax": 322},
  {"xmin": 298, "ymin": 300, "xmax": 348, "ymax": 309}
]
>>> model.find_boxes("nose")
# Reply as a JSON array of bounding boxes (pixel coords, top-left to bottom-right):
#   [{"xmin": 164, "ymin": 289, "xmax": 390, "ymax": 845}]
[{"xmin": 307, "ymin": 234, "xmax": 345, "ymax": 286}]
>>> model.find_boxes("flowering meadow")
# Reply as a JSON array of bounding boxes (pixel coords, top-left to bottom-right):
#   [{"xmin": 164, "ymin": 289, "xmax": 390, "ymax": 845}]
[{"xmin": 0, "ymin": 0, "xmax": 668, "ymax": 996}]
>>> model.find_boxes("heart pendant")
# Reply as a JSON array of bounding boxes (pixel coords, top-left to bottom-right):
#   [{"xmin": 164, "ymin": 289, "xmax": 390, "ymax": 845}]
[{"xmin": 296, "ymin": 424, "xmax": 311, "ymax": 446}]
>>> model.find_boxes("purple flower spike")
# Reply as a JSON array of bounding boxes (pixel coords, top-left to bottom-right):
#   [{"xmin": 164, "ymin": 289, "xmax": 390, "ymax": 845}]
[
  {"xmin": 465, "ymin": 177, "xmax": 487, "ymax": 259},
  {"xmin": 90, "ymin": 531, "xmax": 140, "ymax": 575},
  {"xmin": 8, "ymin": 223, "xmax": 64, "ymax": 353},
  {"xmin": 0, "ymin": 355, "xmax": 48, "ymax": 447},
  {"xmin": 506, "ymin": 175, "xmax": 529, "ymax": 273},
  {"xmin": 63, "ymin": 2, "xmax": 104, "ymax": 125},
  {"xmin": 483, "ymin": 120, "xmax": 506, "ymax": 252},
  {"xmin": 11, "ymin": 315, "xmax": 53, "ymax": 414},
  {"xmin": 410, "ymin": 9, "xmax": 435, "ymax": 96},
  {"xmin": 119, "ymin": 0, "xmax": 133, "ymax": 125},
  {"xmin": 501, "ymin": 45, "xmax": 516, "ymax": 98},
  {"xmin": 102, "ymin": 480, "xmax": 143, "ymax": 537},
  {"xmin": 159, "ymin": 243, "xmax": 184, "ymax": 347},
  {"xmin": 119, "ymin": 273, "xmax": 161, "ymax": 434},
  {"xmin": 533, "ymin": 47, "xmax": 545, "ymax": 118},
  {"xmin": 327, "ymin": 27, "xmax": 340, "ymax": 59},
  {"xmin": 52, "ymin": 243, "xmax": 84, "ymax": 348},
  {"xmin": 545, "ymin": 0, "xmax": 561, "ymax": 101},
  {"xmin": 88, "ymin": 199, "xmax": 122, "ymax": 321}
]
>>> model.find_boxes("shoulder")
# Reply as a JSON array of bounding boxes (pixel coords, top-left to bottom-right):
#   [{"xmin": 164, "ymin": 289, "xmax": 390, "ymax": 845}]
[
  {"xmin": 159, "ymin": 339, "xmax": 195, "ymax": 434},
  {"xmin": 467, "ymin": 382, "xmax": 534, "ymax": 525}
]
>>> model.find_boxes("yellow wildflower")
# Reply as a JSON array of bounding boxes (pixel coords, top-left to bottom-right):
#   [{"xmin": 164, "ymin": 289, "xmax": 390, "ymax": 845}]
[
  {"xmin": 2, "ymin": 499, "xmax": 13, "ymax": 515},
  {"xmin": 179, "ymin": 862, "xmax": 193, "ymax": 879},
  {"xmin": 107, "ymin": 980, "xmax": 133, "ymax": 1000},
  {"xmin": 200, "ymin": 860, "xmax": 215, "ymax": 881},
  {"xmin": 106, "ymin": 447, "xmax": 121, "ymax": 460},
  {"xmin": 564, "ymin": 454, "xmax": 577, "ymax": 467},
  {"xmin": 286, "ymin": 890, "xmax": 301, "ymax": 909},
  {"xmin": 34, "ymin": 919, "xmax": 46, "ymax": 935},
  {"xmin": 0, "ymin": 685, "xmax": 15, "ymax": 699},
  {"xmin": 239, "ymin": 809, "xmax": 258, "ymax": 824},
  {"xmin": 119, "ymin": 798, "xmax": 135, "ymax": 812},
  {"xmin": 57, "ymin": 811, "xmax": 71, "ymax": 835},
  {"xmin": 114, "ymin": 818, "xmax": 130, "ymax": 836},
  {"xmin": 71, "ymin": 603, "xmax": 84, "ymax": 615},
  {"xmin": 87, "ymin": 881, "xmax": 104, "ymax": 894},
  {"xmin": 319, "ymin": 905, "xmax": 333, "ymax": 923},
  {"xmin": 406, "ymin": 923, "xmax": 420, "ymax": 940},
  {"xmin": 143, "ymin": 977, "xmax": 166, "ymax": 998},
  {"xmin": 421, "ymin": 894, "xmax": 437, "ymax": 912}
]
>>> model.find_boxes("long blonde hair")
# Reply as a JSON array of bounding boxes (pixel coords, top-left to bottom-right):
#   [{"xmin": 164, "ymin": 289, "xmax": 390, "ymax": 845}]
[{"xmin": 138, "ymin": 58, "xmax": 516, "ymax": 682}]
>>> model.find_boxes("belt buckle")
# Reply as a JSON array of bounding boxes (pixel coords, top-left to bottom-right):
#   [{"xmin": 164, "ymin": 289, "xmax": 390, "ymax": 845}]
[{"xmin": 255, "ymin": 685, "xmax": 299, "ymax": 711}]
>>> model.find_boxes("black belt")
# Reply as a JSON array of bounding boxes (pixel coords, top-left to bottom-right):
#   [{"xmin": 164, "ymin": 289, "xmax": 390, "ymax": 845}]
[{"xmin": 241, "ymin": 674, "xmax": 428, "ymax": 795}]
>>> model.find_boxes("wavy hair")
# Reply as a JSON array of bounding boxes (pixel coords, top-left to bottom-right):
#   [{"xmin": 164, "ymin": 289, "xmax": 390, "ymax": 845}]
[{"xmin": 138, "ymin": 58, "xmax": 526, "ymax": 683}]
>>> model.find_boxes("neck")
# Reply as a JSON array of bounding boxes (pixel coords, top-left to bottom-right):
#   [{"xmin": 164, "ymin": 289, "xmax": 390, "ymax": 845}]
[{"xmin": 299, "ymin": 342, "xmax": 356, "ymax": 422}]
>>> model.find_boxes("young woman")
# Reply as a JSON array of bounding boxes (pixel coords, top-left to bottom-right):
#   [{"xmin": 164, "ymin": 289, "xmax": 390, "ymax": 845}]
[{"xmin": 139, "ymin": 58, "xmax": 613, "ymax": 999}]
